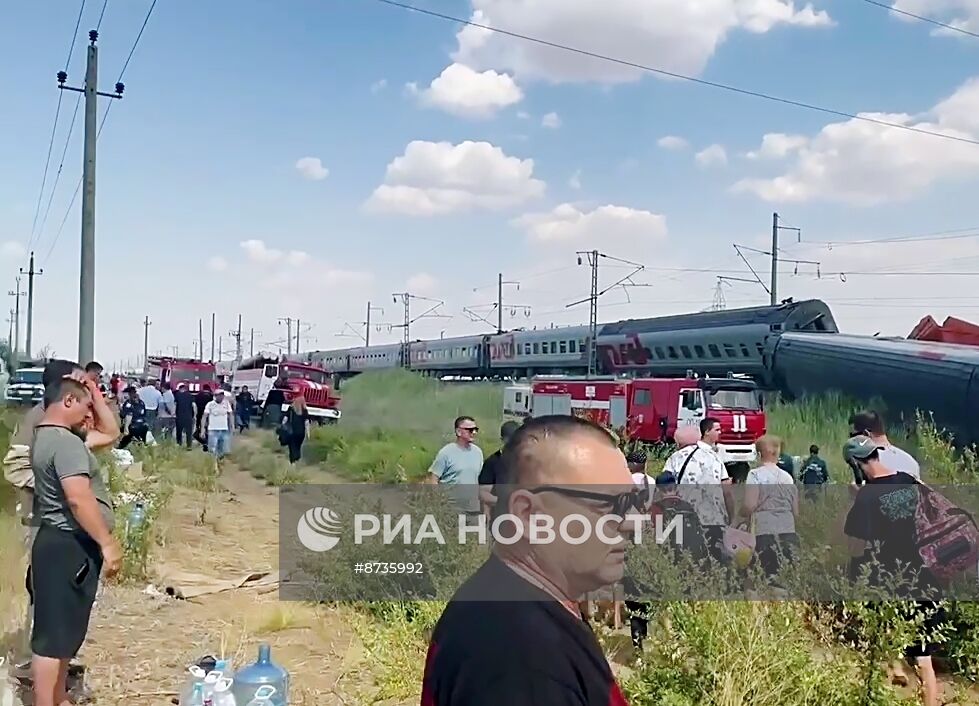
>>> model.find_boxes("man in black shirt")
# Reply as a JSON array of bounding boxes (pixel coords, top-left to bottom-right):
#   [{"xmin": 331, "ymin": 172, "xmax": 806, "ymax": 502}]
[
  {"xmin": 842, "ymin": 435, "xmax": 943, "ymax": 706},
  {"xmin": 118, "ymin": 387, "xmax": 148, "ymax": 449},
  {"xmin": 422, "ymin": 415, "xmax": 635, "ymax": 706},
  {"xmin": 236, "ymin": 385, "xmax": 255, "ymax": 432},
  {"xmin": 173, "ymin": 383, "xmax": 196, "ymax": 449},
  {"xmin": 477, "ymin": 420, "xmax": 520, "ymax": 514},
  {"xmin": 194, "ymin": 384, "xmax": 213, "ymax": 450}
]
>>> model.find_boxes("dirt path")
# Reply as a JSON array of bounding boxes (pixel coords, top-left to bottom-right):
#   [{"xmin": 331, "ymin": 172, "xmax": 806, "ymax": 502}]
[{"xmin": 81, "ymin": 442, "xmax": 368, "ymax": 705}]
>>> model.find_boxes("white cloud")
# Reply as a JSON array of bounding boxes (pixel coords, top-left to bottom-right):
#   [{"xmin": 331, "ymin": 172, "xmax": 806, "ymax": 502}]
[
  {"xmin": 892, "ymin": 0, "xmax": 979, "ymax": 35},
  {"xmin": 370, "ymin": 78, "xmax": 388, "ymax": 93},
  {"xmin": 452, "ymin": 1, "xmax": 832, "ymax": 85},
  {"xmin": 240, "ymin": 239, "xmax": 283, "ymax": 264},
  {"xmin": 295, "ymin": 157, "xmax": 329, "ymax": 181},
  {"xmin": 744, "ymin": 132, "xmax": 807, "ymax": 159},
  {"xmin": 568, "ymin": 169, "xmax": 582, "ymax": 190},
  {"xmin": 695, "ymin": 144, "xmax": 728, "ymax": 167},
  {"xmin": 407, "ymin": 272, "xmax": 438, "ymax": 293},
  {"xmin": 514, "ymin": 203, "xmax": 668, "ymax": 245},
  {"xmin": 206, "ymin": 256, "xmax": 228, "ymax": 272},
  {"xmin": 0, "ymin": 242, "xmax": 26, "ymax": 259},
  {"xmin": 733, "ymin": 76, "xmax": 979, "ymax": 205},
  {"xmin": 366, "ymin": 140, "xmax": 546, "ymax": 216},
  {"xmin": 657, "ymin": 135, "xmax": 689, "ymax": 151},
  {"xmin": 286, "ymin": 250, "xmax": 310, "ymax": 266},
  {"xmin": 415, "ymin": 63, "xmax": 523, "ymax": 118},
  {"xmin": 541, "ymin": 112, "xmax": 562, "ymax": 129},
  {"xmin": 517, "ymin": 110, "xmax": 531, "ymax": 120}
]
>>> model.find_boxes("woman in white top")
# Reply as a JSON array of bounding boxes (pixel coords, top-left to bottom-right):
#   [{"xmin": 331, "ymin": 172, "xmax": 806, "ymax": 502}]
[{"xmin": 741, "ymin": 434, "xmax": 799, "ymax": 578}]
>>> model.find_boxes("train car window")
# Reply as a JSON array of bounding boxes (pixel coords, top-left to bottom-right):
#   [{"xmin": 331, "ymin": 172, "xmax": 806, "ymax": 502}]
[
  {"xmin": 667, "ymin": 346, "xmax": 678, "ymax": 359},
  {"xmin": 579, "ymin": 339, "xmax": 586, "ymax": 351},
  {"xmin": 740, "ymin": 344, "xmax": 751, "ymax": 357},
  {"xmin": 708, "ymin": 344, "xmax": 721, "ymax": 358},
  {"xmin": 680, "ymin": 345, "xmax": 692, "ymax": 359},
  {"xmin": 559, "ymin": 341, "xmax": 568, "ymax": 354},
  {"xmin": 533, "ymin": 342, "xmax": 540, "ymax": 354},
  {"xmin": 724, "ymin": 344, "xmax": 737, "ymax": 358},
  {"xmin": 694, "ymin": 345, "xmax": 705, "ymax": 358},
  {"xmin": 515, "ymin": 392, "xmax": 523, "ymax": 403},
  {"xmin": 569, "ymin": 340, "xmax": 577, "ymax": 353},
  {"xmin": 654, "ymin": 346, "xmax": 665, "ymax": 360}
]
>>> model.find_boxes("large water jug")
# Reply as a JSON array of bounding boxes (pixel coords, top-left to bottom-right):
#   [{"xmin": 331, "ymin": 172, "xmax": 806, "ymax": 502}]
[{"xmin": 231, "ymin": 645, "xmax": 288, "ymax": 706}]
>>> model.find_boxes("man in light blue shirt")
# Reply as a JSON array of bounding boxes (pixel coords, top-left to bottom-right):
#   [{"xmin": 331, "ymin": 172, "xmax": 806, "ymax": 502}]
[
  {"xmin": 137, "ymin": 380, "xmax": 164, "ymax": 435},
  {"xmin": 429, "ymin": 416, "xmax": 483, "ymax": 513}
]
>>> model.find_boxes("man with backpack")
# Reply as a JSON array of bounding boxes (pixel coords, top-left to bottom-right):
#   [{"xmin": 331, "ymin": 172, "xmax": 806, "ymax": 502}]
[
  {"xmin": 842, "ymin": 435, "xmax": 949, "ymax": 706},
  {"xmin": 800, "ymin": 444, "xmax": 829, "ymax": 500}
]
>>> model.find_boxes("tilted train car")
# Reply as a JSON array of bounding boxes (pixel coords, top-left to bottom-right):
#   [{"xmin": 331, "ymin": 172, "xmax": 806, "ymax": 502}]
[
  {"xmin": 770, "ymin": 332, "xmax": 979, "ymax": 444},
  {"xmin": 596, "ymin": 299, "xmax": 838, "ymax": 385}
]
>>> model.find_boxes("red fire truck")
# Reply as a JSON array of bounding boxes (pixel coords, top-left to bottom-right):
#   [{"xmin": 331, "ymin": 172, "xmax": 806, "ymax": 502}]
[
  {"xmin": 231, "ymin": 355, "xmax": 341, "ymax": 424},
  {"xmin": 527, "ymin": 375, "xmax": 766, "ymax": 465},
  {"xmin": 144, "ymin": 356, "xmax": 217, "ymax": 392}
]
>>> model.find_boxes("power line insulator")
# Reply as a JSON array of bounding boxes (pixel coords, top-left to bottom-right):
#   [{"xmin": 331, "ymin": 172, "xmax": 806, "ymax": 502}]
[
  {"xmin": 115, "ymin": 82, "xmax": 125, "ymax": 95},
  {"xmin": 57, "ymin": 71, "xmax": 68, "ymax": 85},
  {"xmin": 89, "ymin": 29, "xmax": 98, "ymax": 43}
]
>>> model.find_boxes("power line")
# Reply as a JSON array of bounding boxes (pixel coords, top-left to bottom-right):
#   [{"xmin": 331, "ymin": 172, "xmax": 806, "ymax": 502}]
[
  {"xmin": 95, "ymin": 0, "xmax": 110, "ymax": 30},
  {"xmin": 372, "ymin": 0, "xmax": 979, "ymax": 148},
  {"xmin": 856, "ymin": 0, "xmax": 979, "ymax": 40},
  {"xmin": 28, "ymin": 0, "xmax": 89, "ymax": 249},
  {"xmin": 801, "ymin": 227, "xmax": 979, "ymax": 249},
  {"xmin": 36, "ymin": 94, "xmax": 82, "ymax": 243},
  {"xmin": 41, "ymin": 0, "xmax": 159, "ymax": 265}
]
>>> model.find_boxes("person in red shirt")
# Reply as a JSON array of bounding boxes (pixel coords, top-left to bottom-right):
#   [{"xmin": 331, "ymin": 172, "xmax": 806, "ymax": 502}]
[{"xmin": 422, "ymin": 415, "xmax": 638, "ymax": 706}]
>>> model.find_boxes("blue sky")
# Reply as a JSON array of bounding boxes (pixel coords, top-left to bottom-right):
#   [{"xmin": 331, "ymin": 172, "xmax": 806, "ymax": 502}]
[{"xmin": 3, "ymin": 0, "xmax": 979, "ymax": 366}]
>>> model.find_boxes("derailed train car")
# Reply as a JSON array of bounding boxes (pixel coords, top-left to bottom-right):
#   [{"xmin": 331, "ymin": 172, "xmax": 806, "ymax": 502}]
[{"xmin": 770, "ymin": 332, "xmax": 979, "ymax": 444}]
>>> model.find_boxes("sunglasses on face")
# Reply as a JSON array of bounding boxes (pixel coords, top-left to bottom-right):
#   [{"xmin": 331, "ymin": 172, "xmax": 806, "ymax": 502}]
[
  {"xmin": 458, "ymin": 426, "xmax": 479, "ymax": 433},
  {"xmin": 529, "ymin": 477, "xmax": 650, "ymax": 517}
]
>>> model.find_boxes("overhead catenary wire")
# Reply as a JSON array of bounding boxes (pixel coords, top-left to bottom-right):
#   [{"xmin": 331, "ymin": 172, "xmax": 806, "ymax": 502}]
[
  {"xmin": 372, "ymin": 0, "xmax": 979, "ymax": 148},
  {"xmin": 856, "ymin": 0, "xmax": 979, "ymax": 40}
]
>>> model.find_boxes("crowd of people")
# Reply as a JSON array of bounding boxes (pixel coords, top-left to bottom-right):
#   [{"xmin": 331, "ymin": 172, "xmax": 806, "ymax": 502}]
[{"xmin": 422, "ymin": 410, "xmax": 952, "ymax": 706}]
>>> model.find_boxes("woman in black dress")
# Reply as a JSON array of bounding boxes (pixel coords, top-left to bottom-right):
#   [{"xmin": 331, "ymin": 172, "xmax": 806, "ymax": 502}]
[{"xmin": 283, "ymin": 395, "xmax": 310, "ymax": 463}]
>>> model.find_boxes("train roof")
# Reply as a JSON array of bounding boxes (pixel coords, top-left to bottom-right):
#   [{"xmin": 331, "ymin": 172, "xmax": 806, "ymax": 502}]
[{"xmin": 599, "ymin": 299, "xmax": 835, "ymax": 335}]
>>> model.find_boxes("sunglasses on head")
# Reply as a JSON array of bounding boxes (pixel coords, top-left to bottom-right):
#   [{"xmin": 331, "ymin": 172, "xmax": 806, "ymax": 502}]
[{"xmin": 528, "ymin": 476, "xmax": 650, "ymax": 516}]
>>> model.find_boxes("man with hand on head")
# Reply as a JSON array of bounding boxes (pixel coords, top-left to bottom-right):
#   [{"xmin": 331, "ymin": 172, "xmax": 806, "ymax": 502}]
[{"xmin": 30, "ymin": 376, "xmax": 122, "ymax": 706}]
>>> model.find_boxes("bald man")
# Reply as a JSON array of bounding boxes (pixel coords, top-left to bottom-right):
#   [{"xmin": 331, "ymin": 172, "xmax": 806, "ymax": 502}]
[{"xmin": 421, "ymin": 415, "xmax": 637, "ymax": 706}]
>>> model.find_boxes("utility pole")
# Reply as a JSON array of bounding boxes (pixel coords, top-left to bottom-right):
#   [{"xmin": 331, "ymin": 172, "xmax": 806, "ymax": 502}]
[
  {"xmin": 365, "ymin": 301, "xmax": 384, "ymax": 347},
  {"xmin": 218, "ymin": 336, "xmax": 223, "ymax": 362},
  {"xmin": 495, "ymin": 273, "xmax": 524, "ymax": 334},
  {"xmin": 8, "ymin": 278, "xmax": 25, "ymax": 364},
  {"xmin": 278, "ymin": 318, "xmax": 294, "ymax": 357},
  {"xmin": 210, "ymin": 313, "xmax": 216, "ymax": 361},
  {"xmin": 20, "ymin": 252, "xmax": 43, "ymax": 359},
  {"xmin": 58, "ymin": 31, "xmax": 124, "ymax": 363},
  {"xmin": 249, "ymin": 328, "xmax": 255, "ymax": 357},
  {"xmin": 7, "ymin": 310, "xmax": 14, "ymax": 354},
  {"xmin": 391, "ymin": 293, "xmax": 446, "ymax": 368},
  {"xmin": 142, "ymin": 316, "xmax": 151, "ymax": 368},
  {"xmin": 198, "ymin": 319, "xmax": 204, "ymax": 361},
  {"xmin": 568, "ymin": 251, "xmax": 646, "ymax": 377},
  {"xmin": 770, "ymin": 212, "xmax": 802, "ymax": 306},
  {"xmin": 295, "ymin": 318, "xmax": 301, "ymax": 356},
  {"xmin": 228, "ymin": 314, "xmax": 242, "ymax": 364}
]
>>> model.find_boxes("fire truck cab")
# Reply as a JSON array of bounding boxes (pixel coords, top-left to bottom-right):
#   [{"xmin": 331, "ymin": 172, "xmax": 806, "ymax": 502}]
[
  {"xmin": 232, "ymin": 355, "xmax": 341, "ymax": 424},
  {"xmin": 144, "ymin": 356, "xmax": 216, "ymax": 393},
  {"xmin": 528, "ymin": 375, "xmax": 766, "ymax": 465}
]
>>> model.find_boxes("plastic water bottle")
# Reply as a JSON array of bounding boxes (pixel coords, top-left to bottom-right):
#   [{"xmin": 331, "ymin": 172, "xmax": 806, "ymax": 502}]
[
  {"xmin": 244, "ymin": 686, "xmax": 276, "ymax": 706},
  {"xmin": 211, "ymin": 678, "xmax": 236, "ymax": 706},
  {"xmin": 232, "ymin": 645, "xmax": 288, "ymax": 706},
  {"xmin": 214, "ymin": 658, "xmax": 233, "ymax": 679},
  {"xmin": 180, "ymin": 665, "xmax": 207, "ymax": 705},
  {"xmin": 186, "ymin": 683, "xmax": 205, "ymax": 706},
  {"xmin": 202, "ymin": 671, "xmax": 224, "ymax": 703},
  {"xmin": 126, "ymin": 501, "xmax": 146, "ymax": 550}
]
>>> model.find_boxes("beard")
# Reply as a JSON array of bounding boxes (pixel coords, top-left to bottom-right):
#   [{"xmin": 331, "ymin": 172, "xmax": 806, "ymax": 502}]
[{"xmin": 70, "ymin": 425, "xmax": 89, "ymax": 441}]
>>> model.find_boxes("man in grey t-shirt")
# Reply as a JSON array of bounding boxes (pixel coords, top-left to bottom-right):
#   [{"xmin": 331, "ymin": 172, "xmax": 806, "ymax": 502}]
[
  {"xmin": 30, "ymin": 377, "xmax": 122, "ymax": 706},
  {"xmin": 429, "ymin": 416, "xmax": 484, "ymax": 513}
]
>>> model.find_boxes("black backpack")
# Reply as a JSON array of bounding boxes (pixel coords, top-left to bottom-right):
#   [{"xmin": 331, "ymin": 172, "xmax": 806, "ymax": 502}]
[{"xmin": 653, "ymin": 495, "xmax": 708, "ymax": 562}]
